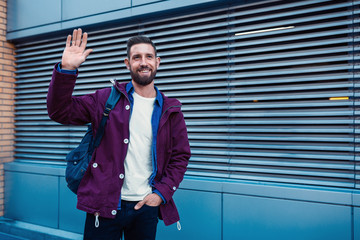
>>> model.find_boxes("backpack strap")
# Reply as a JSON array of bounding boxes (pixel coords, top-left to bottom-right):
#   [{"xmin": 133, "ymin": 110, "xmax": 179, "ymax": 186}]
[{"xmin": 93, "ymin": 86, "xmax": 121, "ymax": 148}]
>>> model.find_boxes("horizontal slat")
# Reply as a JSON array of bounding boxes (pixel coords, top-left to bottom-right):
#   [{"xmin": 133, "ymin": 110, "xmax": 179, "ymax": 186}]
[{"xmin": 191, "ymin": 141, "xmax": 354, "ymax": 151}]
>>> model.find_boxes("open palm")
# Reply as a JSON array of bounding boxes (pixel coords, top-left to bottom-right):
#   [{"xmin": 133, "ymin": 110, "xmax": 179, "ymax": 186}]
[{"xmin": 61, "ymin": 28, "xmax": 93, "ymax": 70}]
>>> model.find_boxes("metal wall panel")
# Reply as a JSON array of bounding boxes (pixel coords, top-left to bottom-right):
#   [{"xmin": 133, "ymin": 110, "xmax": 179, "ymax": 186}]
[
  {"xmin": 62, "ymin": 0, "xmax": 131, "ymax": 20},
  {"xmin": 4, "ymin": 171, "xmax": 59, "ymax": 228},
  {"xmin": 132, "ymin": 0, "xmax": 164, "ymax": 6},
  {"xmin": 58, "ymin": 177, "xmax": 85, "ymax": 233},
  {"xmin": 157, "ymin": 189, "xmax": 222, "ymax": 240},
  {"xmin": 223, "ymin": 193, "xmax": 352, "ymax": 240},
  {"xmin": 355, "ymin": 207, "xmax": 360, "ymax": 240},
  {"xmin": 7, "ymin": 0, "xmax": 61, "ymax": 32},
  {"xmin": 13, "ymin": 0, "xmax": 360, "ymax": 193}
]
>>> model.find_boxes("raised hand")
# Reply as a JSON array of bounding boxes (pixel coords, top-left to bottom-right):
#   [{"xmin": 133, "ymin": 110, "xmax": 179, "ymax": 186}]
[{"xmin": 61, "ymin": 28, "xmax": 93, "ymax": 70}]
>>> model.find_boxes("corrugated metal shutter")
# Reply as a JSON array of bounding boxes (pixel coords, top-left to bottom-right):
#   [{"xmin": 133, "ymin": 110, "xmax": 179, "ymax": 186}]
[{"xmin": 14, "ymin": 0, "xmax": 360, "ymax": 189}]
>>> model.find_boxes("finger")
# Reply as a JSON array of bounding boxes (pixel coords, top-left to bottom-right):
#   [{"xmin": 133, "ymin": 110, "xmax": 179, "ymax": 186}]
[
  {"xmin": 65, "ymin": 34, "xmax": 71, "ymax": 48},
  {"xmin": 134, "ymin": 200, "xmax": 145, "ymax": 210},
  {"xmin": 83, "ymin": 49, "xmax": 93, "ymax": 59},
  {"xmin": 80, "ymin": 32, "xmax": 88, "ymax": 51},
  {"xmin": 76, "ymin": 28, "xmax": 82, "ymax": 46},
  {"xmin": 71, "ymin": 29, "xmax": 77, "ymax": 46}
]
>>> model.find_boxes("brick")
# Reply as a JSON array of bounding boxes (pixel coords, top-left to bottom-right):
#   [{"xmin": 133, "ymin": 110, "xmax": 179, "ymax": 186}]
[
  {"xmin": 0, "ymin": 71, "xmax": 13, "ymax": 77},
  {"xmin": 0, "ymin": 58, "xmax": 11, "ymax": 65},
  {"xmin": 0, "ymin": 151, "xmax": 10, "ymax": 157},
  {"xmin": 3, "ymin": 42, "xmax": 14, "ymax": 48},
  {"xmin": 0, "ymin": 82, "xmax": 13, "ymax": 88},
  {"xmin": 0, "ymin": 0, "xmax": 15, "ymax": 217},
  {"xmin": 0, "ymin": 129, "xmax": 12, "ymax": 134},
  {"xmin": 2, "ymin": 87, "xmax": 14, "ymax": 94},
  {"xmin": 2, "ymin": 123, "xmax": 14, "ymax": 129},
  {"xmin": 0, "ymin": 105, "xmax": 12, "ymax": 111},
  {"xmin": 2, "ymin": 146, "xmax": 14, "ymax": 152},
  {"xmin": 0, "ymin": 118, "xmax": 12, "ymax": 124},
  {"xmin": 2, "ymin": 100, "xmax": 14, "ymax": 105},
  {"xmin": 0, "ymin": 47, "xmax": 13, "ymax": 55},
  {"xmin": 3, "ymin": 65, "xmax": 15, "ymax": 71},
  {"xmin": 0, "ymin": 140, "xmax": 14, "ymax": 146},
  {"xmin": 2, "ymin": 77, "xmax": 15, "ymax": 83},
  {"xmin": 1, "ymin": 111, "xmax": 14, "ymax": 118},
  {"xmin": 3, "ymin": 53, "xmax": 15, "ymax": 61},
  {"xmin": 0, "ymin": 93, "xmax": 13, "ymax": 100}
]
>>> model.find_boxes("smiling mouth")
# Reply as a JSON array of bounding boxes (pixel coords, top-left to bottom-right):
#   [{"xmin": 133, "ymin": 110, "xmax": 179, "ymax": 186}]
[{"xmin": 139, "ymin": 68, "xmax": 151, "ymax": 73}]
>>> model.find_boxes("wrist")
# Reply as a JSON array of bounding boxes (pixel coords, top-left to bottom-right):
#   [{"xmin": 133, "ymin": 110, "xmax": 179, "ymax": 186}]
[
  {"xmin": 153, "ymin": 190, "xmax": 166, "ymax": 204},
  {"xmin": 57, "ymin": 63, "xmax": 77, "ymax": 75},
  {"xmin": 61, "ymin": 62, "xmax": 76, "ymax": 71}
]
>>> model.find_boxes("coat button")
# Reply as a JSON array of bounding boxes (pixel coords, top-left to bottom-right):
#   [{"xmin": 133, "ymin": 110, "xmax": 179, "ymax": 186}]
[
  {"xmin": 125, "ymin": 105, "xmax": 130, "ymax": 110},
  {"xmin": 92, "ymin": 163, "xmax": 98, "ymax": 168},
  {"xmin": 124, "ymin": 138, "xmax": 129, "ymax": 144},
  {"xmin": 119, "ymin": 173, "xmax": 124, "ymax": 179},
  {"xmin": 173, "ymin": 186, "xmax": 176, "ymax": 191},
  {"xmin": 111, "ymin": 210, "xmax": 117, "ymax": 215}
]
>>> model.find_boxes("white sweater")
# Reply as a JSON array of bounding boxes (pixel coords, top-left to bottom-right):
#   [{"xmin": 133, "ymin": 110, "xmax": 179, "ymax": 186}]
[{"xmin": 121, "ymin": 92, "xmax": 155, "ymax": 201}]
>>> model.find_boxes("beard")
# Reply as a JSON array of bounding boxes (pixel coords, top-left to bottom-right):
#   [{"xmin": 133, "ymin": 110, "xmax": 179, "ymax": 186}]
[{"xmin": 129, "ymin": 66, "xmax": 157, "ymax": 86}]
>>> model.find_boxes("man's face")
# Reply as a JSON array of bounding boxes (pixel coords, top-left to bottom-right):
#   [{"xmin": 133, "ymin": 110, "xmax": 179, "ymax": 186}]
[{"xmin": 125, "ymin": 43, "xmax": 160, "ymax": 86}]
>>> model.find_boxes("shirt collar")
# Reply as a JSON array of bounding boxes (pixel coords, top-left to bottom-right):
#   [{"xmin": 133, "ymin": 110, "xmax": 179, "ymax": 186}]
[{"xmin": 126, "ymin": 81, "xmax": 163, "ymax": 107}]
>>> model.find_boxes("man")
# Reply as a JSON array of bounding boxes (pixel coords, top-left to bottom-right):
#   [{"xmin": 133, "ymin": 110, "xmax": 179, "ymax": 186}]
[{"xmin": 47, "ymin": 28, "xmax": 191, "ymax": 240}]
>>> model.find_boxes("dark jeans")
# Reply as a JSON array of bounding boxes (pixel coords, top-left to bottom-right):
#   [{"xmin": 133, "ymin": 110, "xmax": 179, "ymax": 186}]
[{"xmin": 83, "ymin": 201, "xmax": 159, "ymax": 240}]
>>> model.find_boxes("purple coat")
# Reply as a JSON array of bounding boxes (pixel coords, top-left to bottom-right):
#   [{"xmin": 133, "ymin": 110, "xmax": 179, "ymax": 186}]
[{"xmin": 47, "ymin": 64, "xmax": 191, "ymax": 226}]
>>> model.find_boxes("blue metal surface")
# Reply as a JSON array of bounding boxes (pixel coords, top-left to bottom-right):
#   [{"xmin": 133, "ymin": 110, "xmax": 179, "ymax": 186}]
[
  {"xmin": 355, "ymin": 208, "xmax": 360, "ymax": 240},
  {"xmin": 0, "ymin": 232, "xmax": 28, "ymax": 240},
  {"xmin": 62, "ymin": 0, "xmax": 130, "ymax": 20},
  {"xmin": 6, "ymin": 0, "xmax": 222, "ymax": 40},
  {"xmin": 7, "ymin": 0, "xmax": 61, "ymax": 32},
  {"xmin": 4, "ymin": 171, "xmax": 59, "ymax": 228},
  {"xmin": 133, "ymin": 0, "xmax": 163, "ymax": 6},
  {"xmin": 3, "ymin": 164, "xmax": 359, "ymax": 239},
  {"xmin": 223, "ymin": 193, "xmax": 352, "ymax": 240},
  {"xmin": 58, "ymin": 177, "xmax": 85, "ymax": 234},
  {"xmin": 157, "ymin": 189, "xmax": 222, "ymax": 240}
]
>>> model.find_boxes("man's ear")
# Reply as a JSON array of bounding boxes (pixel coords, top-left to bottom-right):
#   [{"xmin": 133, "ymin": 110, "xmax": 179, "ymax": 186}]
[
  {"xmin": 156, "ymin": 57, "xmax": 161, "ymax": 68},
  {"xmin": 124, "ymin": 58, "xmax": 130, "ymax": 70}
]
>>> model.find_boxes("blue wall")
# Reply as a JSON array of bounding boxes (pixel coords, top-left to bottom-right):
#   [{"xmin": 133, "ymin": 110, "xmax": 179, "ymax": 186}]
[
  {"xmin": 5, "ymin": 162, "xmax": 360, "ymax": 239},
  {"xmin": 5, "ymin": 0, "xmax": 360, "ymax": 239},
  {"xmin": 6, "ymin": 0, "xmax": 221, "ymax": 41}
]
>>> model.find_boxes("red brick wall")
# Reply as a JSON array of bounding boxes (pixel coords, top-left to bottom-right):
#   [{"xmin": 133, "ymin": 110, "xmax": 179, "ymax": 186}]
[{"xmin": 0, "ymin": 0, "xmax": 15, "ymax": 216}]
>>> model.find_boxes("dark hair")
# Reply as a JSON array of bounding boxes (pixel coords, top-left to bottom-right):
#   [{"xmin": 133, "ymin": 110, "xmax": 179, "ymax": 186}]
[{"xmin": 126, "ymin": 35, "xmax": 157, "ymax": 58}]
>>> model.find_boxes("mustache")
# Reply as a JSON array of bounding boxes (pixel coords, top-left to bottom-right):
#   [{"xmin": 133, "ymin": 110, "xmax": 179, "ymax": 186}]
[{"xmin": 138, "ymin": 67, "xmax": 151, "ymax": 71}]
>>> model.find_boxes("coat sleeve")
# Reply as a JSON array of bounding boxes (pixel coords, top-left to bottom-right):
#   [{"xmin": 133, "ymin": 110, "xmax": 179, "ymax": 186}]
[
  {"xmin": 47, "ymin": 63, "xmax": 98, "ymax": 125},
  {"xmin": 154, "ymin": 110, "xmax": 191, "ymax": 202}
]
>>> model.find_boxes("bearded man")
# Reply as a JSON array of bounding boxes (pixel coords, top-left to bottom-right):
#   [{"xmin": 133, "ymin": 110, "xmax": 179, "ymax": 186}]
[{"xmin": 47, "ymin": 28, "xmax": 191, "ymax": 240}]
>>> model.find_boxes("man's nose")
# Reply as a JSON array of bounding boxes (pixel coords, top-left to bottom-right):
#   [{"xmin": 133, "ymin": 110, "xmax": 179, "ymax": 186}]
[{"xmin": 140, "ymin": 57, "xmax": 147, "ymax": 66}]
